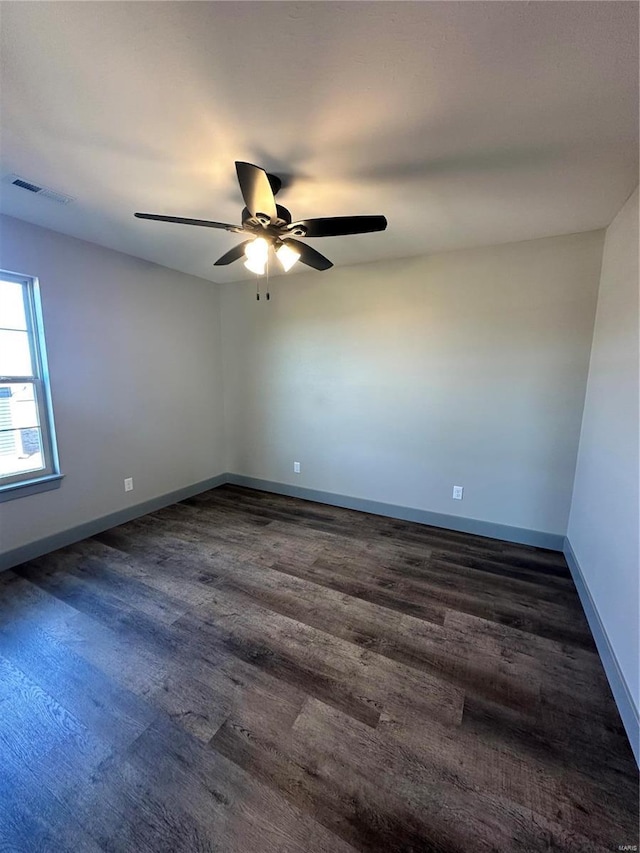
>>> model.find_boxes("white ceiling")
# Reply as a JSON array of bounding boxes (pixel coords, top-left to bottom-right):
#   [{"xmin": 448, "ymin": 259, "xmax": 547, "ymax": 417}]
[{"xmin": 0, "ymin": 1, "xmax": 637, "ymax": 284}]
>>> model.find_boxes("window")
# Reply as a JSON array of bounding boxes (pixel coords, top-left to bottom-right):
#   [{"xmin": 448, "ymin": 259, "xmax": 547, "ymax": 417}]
[{"xmin": 0, "ymin": 270, "xmax": 61, "ymax": 500}]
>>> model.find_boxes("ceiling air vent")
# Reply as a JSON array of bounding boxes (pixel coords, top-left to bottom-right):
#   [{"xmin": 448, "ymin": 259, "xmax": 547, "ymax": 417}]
[
  {"xmin": 3, "ymin": 174, "xmax": 75, "ymax": 205},
  {"xmin": 12, "ymin": 178, "xmax": 42, "ymax": 193}
]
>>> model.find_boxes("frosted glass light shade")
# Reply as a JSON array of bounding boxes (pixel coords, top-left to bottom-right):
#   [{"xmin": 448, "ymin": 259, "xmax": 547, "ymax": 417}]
[
  {"xmin": 244, "ymin": 237, "xmax": 269, "ymax": 276},
  {"xmin": 276, "ymin": 242, "xmax": 301, "ymax": 272}
]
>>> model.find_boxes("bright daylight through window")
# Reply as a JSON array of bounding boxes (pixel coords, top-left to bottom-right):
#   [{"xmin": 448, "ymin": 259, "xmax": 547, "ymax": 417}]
[{"xmin": 0, "ymin": 271, "xmax": 59, "ymax": 496}]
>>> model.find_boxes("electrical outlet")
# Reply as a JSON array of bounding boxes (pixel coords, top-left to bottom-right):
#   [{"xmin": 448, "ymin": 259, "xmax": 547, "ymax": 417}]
[
  {"xmin": 124, "ymin": 477, "xmax": 134, "ymax": 492},
  {"xmin": 293, "ymin": 462, "xmax": 301, "ymax": 474},
  {"xmin": 452, "ymin": 485, "xmax": 463, "ymax": 500}
]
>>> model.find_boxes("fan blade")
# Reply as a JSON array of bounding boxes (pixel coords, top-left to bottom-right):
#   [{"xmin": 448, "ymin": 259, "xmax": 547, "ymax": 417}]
[
  {"xmin": 266, "ymin": 173, "xmax": 282, "ymax": 196},
  {"xmin": 235, "ymin": 162, "xmax": 277, "ymax": 222},
  {"xmin": 286, "ymin": 239, "xmax": 333, "ymax": 271},
  {"xmin": 214, "ymin": 241, "xmax": 251, "ymax": 266},
  {"xmin": 294, "ymin": 215, "xmax": 387, "ymax": 238},
  {"xmin": 135, "ymin": 213, "xmax": 239, "ymax": 231}
]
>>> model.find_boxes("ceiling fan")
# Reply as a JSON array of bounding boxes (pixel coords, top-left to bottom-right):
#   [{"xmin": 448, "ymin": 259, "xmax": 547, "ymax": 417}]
[{"xmin": 134, "ymin": 162, "xmax": 387, "ymax": 275}]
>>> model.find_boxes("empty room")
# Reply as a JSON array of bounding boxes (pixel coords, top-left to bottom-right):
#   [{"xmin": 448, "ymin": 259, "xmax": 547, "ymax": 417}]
[{"xmin": 0, "ymin": 2, "xmax": 638, "ymax": 851}]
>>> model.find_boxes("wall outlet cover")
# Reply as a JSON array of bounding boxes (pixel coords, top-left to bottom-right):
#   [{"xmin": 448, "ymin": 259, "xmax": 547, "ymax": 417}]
[
  {"xmin": 452, "ymin": 485, "xmax": 463, "ymax": 500},
  {"xmin": 124, "ymin": 477, "xmax": 134, "ymax": 492}
]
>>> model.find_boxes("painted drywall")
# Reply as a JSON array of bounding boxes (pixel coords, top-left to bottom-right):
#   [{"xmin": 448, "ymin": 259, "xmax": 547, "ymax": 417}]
[
  {"xmin": 0, "ymin": 214, "xmax": 225, "ymax": 555},
  {"xmin": 567, "ymin": 189, "xmax": 639, "ymax": 719},
  {"xmin": 221, "ymin": 231, "xmax": 604, "ymax": 537}
]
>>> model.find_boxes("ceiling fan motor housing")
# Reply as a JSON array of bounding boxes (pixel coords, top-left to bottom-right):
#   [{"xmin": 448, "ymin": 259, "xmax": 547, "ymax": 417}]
[
  {"xmin": 242, "ymin": 204, "xmax": 292, "ymax": 227},
  {"xmin": 241, "ymin": 205, "xmax": 308, "ymax": 243}
]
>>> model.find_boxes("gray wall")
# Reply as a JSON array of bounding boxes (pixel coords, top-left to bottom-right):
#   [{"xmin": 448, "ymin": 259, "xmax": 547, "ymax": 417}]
[
  {"xmin": 567, "ymin": 189, "xmax": 639, "ymax": 716},
  {"xmin": 0, "ymin": 215, "xmax": 225, "ymax": 555},
  {"xmin": 221, "ymin": 231, "xmax": 604, "ymax": 537},
  {"xmin": 0, "ymin": 219, "xmax": 607, "ymax": 556}
]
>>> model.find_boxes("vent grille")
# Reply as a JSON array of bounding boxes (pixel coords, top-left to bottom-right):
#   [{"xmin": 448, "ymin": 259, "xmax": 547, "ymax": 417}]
[
  {"xmin": 3, "ymin": 174, "xmax": 75, "ymax": 205},
  {"xmin": 38, "ymin": 188, "xmax": 75, "ymax": 204},
  {"xmin": 12, "ymin": 178, "xmax": 42, "ymax": 193}
]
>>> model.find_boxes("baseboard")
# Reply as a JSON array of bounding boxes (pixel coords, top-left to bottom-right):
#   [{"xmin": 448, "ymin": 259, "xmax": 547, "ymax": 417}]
[
  {"xmin": 225, "ymin": 473, "xmax": 564, "ymax": 551},
  {"xmin": 0, "ymin": 473, "xmax": 227, "ymax": 573},
  {"xmin": 563, "ymin": 538, "xmax": 639, "ymax": 767},
  {"xmin": 1, "ymin": 472, "xmax": 565, "ymax": 575}
]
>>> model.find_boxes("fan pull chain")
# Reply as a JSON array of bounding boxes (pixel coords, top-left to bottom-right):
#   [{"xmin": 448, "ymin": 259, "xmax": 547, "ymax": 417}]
[
  {"xmin": 266, "ymin": 260, "xmax": 270, "ymax": 301},
  {"xmin": 256, "ymin": 275, "xmax": 260, "ymax": 300}
]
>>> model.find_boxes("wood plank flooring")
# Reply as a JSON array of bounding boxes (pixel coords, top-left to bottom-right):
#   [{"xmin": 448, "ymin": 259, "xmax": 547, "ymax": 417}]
[{"xmin": 0, "ymin": 484, "xmax": 637, "ymax": 852}]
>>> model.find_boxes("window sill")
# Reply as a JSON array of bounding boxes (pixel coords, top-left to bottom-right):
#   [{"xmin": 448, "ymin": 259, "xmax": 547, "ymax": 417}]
[{"xmin": 0, "ymin": 473, "xmax": 64, "ymax": 503}]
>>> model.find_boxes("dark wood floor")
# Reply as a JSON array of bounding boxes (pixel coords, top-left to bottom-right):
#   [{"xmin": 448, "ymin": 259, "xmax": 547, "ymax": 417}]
[{"xmin": 0, "ymin": 485, "xmax": 637, "ymax": 852}]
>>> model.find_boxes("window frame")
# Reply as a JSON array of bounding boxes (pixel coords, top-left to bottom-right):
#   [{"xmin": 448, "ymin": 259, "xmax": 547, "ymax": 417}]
[{"xmin": 0, "ymin": 269, "xmax": 62, "ymax": 501}]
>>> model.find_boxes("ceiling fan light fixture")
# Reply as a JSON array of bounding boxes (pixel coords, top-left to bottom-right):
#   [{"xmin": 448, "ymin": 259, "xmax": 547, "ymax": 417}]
[
  {"xmin": 276, "ymin": 241, "xmax": 301, "ymax": 272},
  {"xmin": 135, "ymin": 161, "xmax": 387, "ymax": 277},
  {"xmin": 244, "ymin": 236, "xmax": 269, "ymax": 275}
]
